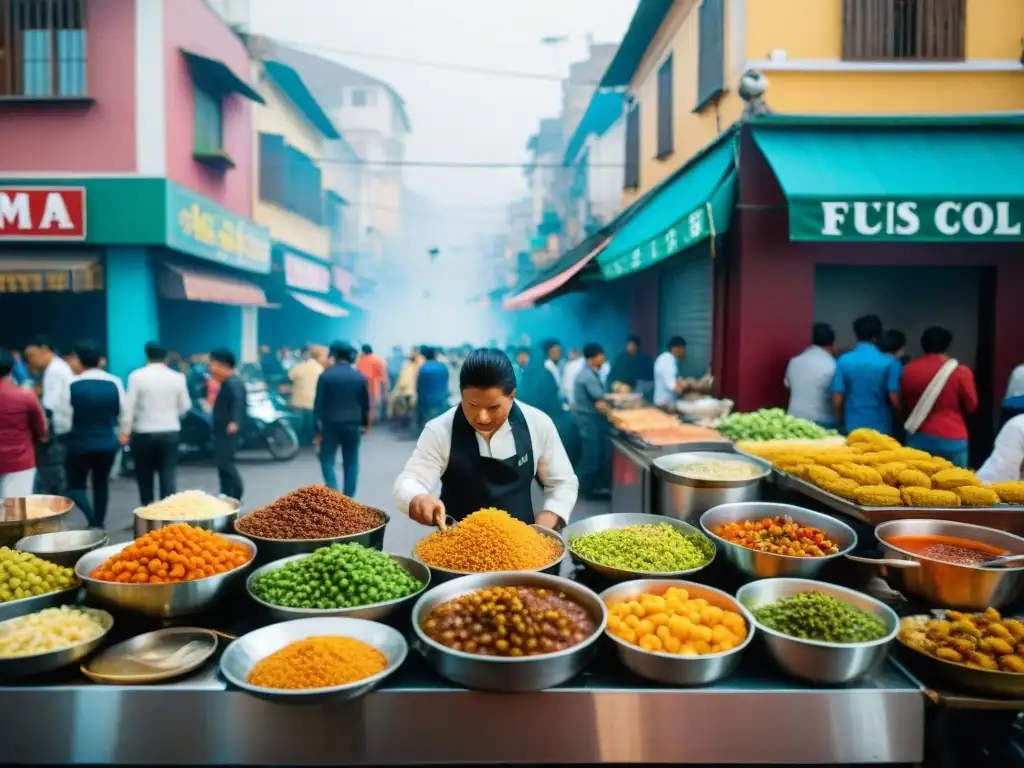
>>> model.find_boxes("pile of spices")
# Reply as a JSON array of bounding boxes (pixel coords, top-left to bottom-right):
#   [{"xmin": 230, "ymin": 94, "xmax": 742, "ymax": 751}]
[
  {"xmin": 235, "ymin": 486, "xmax": 383, "ymax": 540},
  {"xmin": 250, "ymin": 543, "xmax": 424, "ymax": 609},
  {"xmin": 569, "ymin": 524, "xmax": 713, "ymax": 572},
  {"xmin": 715, "ymin": 516, "xmax": 840, "ymax": 558},
  {"xmin": 90, "ymin": 524, "xmax": 252, "ymax": 583},
  {"xmin": 414, "ymin": 508, "xmax": 561, "ymax": 572},
  {"xmin": 752, "ymin": 591, "xmax": 888, "ymax": 644},
  {"xmin": 421, "ymin": 585, "xmax": 597, "ymax": 656},
  {"xmin": 246, "ymin": 636, "xmax": 388, "ymax": 689}
]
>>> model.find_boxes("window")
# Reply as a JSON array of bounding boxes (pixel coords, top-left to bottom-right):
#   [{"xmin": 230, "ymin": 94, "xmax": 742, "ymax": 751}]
[
  {"xmin": 0, "ymin": 0, "xmax": 88, "ymax": 98},
  {"xmin": 259, "ymin": 132, "xmax": 286, "ymax": 204},
  {"xmin": 258, "ymin": 132, "xmax": 324, "ymax": 224},
  {"xmin": 193, "ymin": 83, "xmax": 223, "ymax": 154},
  {"xmin": 624, "ymin": 103, "xmax": 640, "ymax": 190},
  {"xmin": 351, "ymin": 88, "xmax": 369, "ymax": 106},
  {"xmin": 842, "ymin": 0, "xmax": 965, "ymax": 60},
  {"xmin": 656, "ymin": 56, "xmax": 673, "ymax": 158},
  {"xmin": 697, "ymin": 0, "xmax": 725, "ymax": 109}
]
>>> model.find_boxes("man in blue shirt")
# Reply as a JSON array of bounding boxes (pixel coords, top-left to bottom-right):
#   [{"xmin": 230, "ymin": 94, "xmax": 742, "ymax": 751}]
[
  {"xmin": 831, "ymin": 315, "xmax": 902, "ymax": 436},
  {"xmin": 314, "ymin": 342, "xmax": 369, "ymax": 497},
  {"xmin": 416, "ymin": 346, "xmax": 450, "ymax": 429}
]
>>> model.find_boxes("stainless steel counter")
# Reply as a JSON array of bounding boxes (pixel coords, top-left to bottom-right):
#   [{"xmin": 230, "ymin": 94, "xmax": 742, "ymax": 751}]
[{"xmin": 0, "ymin": 652, "xmax": 924, "ymax": 765}]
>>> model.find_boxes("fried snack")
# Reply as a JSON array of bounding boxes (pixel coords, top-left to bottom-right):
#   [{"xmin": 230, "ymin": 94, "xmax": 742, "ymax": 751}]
[
  {"xmin": 901, "ymin": 487, "xmax": 960, "ymax": 508},
  {"xmin": 877, "ymin": 462, "xmax": 909, "ymax": 485},
  {"xmin": 899, "ymin": 608, "xmax": 1024, "ymax": 674},
  {"xmin": 896, "ymin": 469, "xmax": 932, "ymax": 489},
  {"xmin": 906, "ymin": 459, "xmax": 953, "ymax": 475},
  {"xmin": 806, "ymin": 465, "xmax": 841, "ymax": 486},
  {"xmin": 853, "ymin": 485, "xmax": 902, "ymax": 507},
  {"xmin": 847, "ymin": 429, "xmax": 901, "ymax": 452},
  {"xmin": 891, "ymin": 447, "xmax": 934, "ymax": 462},
  {"xmin": 833, "ymin": 463, "xmax": 883, "ymax": 486},
  {"xmin": 990, "ymin": 482, "xmax": 1024, "ymax": 505},
  {"xmin": 815, "ymin": 449, "xmax": 860, "ymax": 466},
  {"xmin": 822, "ymin": 478, "xmax": 860, "ymax": 500},
  {"xmin": 855, "ymin": 450, "xmax": 901, "ymax": 466},
  {"xmin": 932, "ymin": 468, "xmax": 981, "ymax": 491},
  {"xmin": 954, "ymin": 485, "xmax": 1000, "ymax": 508}
]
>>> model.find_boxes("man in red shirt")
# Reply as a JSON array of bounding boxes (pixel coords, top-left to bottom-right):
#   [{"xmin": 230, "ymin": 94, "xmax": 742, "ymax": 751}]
[
  {"xmin": 356, "ymin": 344, "xmax": 389, "ymax": 424},
  {"xmin": 0, "ymin": 352, "xmax": 48, "ymax": 496},
  {"xmin": 900, "ymin": 327, "xmax": 978, "ymax": 467}
]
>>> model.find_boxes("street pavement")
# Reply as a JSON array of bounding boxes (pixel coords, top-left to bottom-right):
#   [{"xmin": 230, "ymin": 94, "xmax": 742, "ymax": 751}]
[{"xmin": 91, "ymin": 427, "xmax": 610, "ymax": 551}]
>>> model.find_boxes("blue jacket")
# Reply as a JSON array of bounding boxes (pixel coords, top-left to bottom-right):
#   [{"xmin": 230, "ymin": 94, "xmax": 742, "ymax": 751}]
[
  {"xmin": 315, "ymin": 363, "xmax": 370, "ymax": 428},
  {"xmin": 417, "ymin": 360, "xmax": 450, "ymax": 411},
  {"xmin": 66, "ymin": 369, "xmax": 124, "ymax": 455}
]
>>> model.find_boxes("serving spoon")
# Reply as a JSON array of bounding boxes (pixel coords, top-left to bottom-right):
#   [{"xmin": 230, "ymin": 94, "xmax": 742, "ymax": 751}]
[{"xmin": 979, "ymin": 553, "xmax": 1024, "ymax": 568}]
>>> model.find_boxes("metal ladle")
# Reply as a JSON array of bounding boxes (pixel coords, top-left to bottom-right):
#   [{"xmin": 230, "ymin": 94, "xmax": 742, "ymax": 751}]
[{"xmin": 979, "ymin": 553, "xmax": 1024, "ymax": 568}]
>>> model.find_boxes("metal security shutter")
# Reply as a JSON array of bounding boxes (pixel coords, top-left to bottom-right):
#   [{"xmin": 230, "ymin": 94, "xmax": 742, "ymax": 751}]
[{"xmin": 658, "ymin": 249, "xmax": 713, "ymax": 379}]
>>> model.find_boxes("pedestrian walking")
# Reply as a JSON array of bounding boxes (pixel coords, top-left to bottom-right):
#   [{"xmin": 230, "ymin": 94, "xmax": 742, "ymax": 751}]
[
  {"xmin": 60, "ymin": 341, "xmax": 124, "ymax": 528},
  {"xmin": 784, "ymin": 323, "xmax": 837, "ymax": 428},
  {"xmin": 287, "ymin": 346, "xmax": 324, "ymax": 444},
  {"xmin": 314, "ymin": 342, "xmax": 370, "ymax": 497},
  {"xmin": 23, "ymin": 336, "xmax": 74, "ymax": 494},
  {"xmin": 356, "ymin": 344, "xmax": 389, "ymax": 423},
  {"xmin": 573, "ymin": 343, "xmax": 612, "ymax": 499},
  {"xmin": 208, "ymin": 348, "xmax": 246, "ymax": 501},
  {"xmin": 416, "ymin": 347, "xmax": 450, "ymax": 428},
  {"xmin": 120, "ymin": 341, "xmax": 191, "ymax": 506},
  {"xmin": 0, "ymin": 351, "xmax": 47, "ymax": 497}
]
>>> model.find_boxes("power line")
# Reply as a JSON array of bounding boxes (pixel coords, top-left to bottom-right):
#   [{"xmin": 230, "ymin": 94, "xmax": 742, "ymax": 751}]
[{"xmin": 314, "ymin": 158, "xmax": 624, "ymax": 169}]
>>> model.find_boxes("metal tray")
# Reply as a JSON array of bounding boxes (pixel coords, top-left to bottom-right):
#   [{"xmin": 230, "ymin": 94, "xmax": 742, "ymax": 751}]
[
  {"xmin": 775, "ymin": 471, "xmax": 1024, "ymax": 532},
  {"xmin": 0, "ymin": 585, "xmax": 80, "ymax": 622}
]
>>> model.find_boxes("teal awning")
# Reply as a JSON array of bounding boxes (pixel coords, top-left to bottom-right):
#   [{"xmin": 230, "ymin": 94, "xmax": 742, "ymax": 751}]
[
  {"xmin": 181, "ymin": 49, "xmax": 265, "ymax": 104},
  {"xmin": 598, "ymin": 138, "xmax": 736, "ymax": 280},
  {"xmin": 752, "ymin": 126, "xmax": 1024, "ymax": 242}
]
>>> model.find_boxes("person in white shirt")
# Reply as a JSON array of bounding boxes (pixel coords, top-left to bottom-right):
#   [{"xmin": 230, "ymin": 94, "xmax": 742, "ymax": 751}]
[
  {"xmin": 119, "ymin": 342, "xmax": 191, "ymax": 506},
  {"xmin": 394, "ymin": 348, "xmax": 578, "ymax": 531},
  {"xmin": 977, "ymin": 415, "xmax": 1024, "ymax": 485},
  {"xmin": 653, "ymin": 336, "xmax": 688, "ymax": 408},
  {"xmin": 784, "ymin": 323, "xmax": 838, "ymax": 427},
  {"xmin": 24, "ymin": 336, "xmax": 75, "ymax": 494},
  {"xmin": 561, "ymin": 349, "xmax": 586, "ymax": 407}
]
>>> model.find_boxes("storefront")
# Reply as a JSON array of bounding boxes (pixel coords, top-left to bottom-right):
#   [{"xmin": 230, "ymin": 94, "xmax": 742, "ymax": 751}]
[
  {"xmin": 0, "ymin": 179, "xmax": 271, "ymax": 382},
  {"xmin": 258, "ymin": 245, "xmax": 349, "ymax": 350},
  {"xmin": 718, "ymin": 115, "xmax": 1024, "ymax": 451}
]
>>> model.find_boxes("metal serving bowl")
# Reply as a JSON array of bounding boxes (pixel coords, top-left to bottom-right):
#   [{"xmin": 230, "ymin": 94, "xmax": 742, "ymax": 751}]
[
  {"xmin": 233, "ymin": 508, "xmax": 388, "ymax": 563},
  {"xmin": 75, "ymin": 536, "xmax": 257, "ymax": 618},
  {"xmin": 0, "ymin": 586, "xmax": 80, "ymax": 622},
  {"xmin": 849, "ymin": 519, "xmax": 1024, "ymax": 612},
  {"xmin": 16, "ymin": 529, "xmax": 108, "ymax": 568},
  {"xmin": 246, "ymin": 553, "xmax": 430, "ymax": 622},
  {"xmin": 564, "ymin": 513, "xmax": 715, "ymax": 581},
  {"xmin": 651, "ymin": 451, "xmax": 771, "ymax": 522},
  {"xmin": 411, "ymin": 571, "xmax": 607, "ymax": 692},
  {"xmin": 700, "ymin": 502, "xmax": 858, "ymax": 580},
  {"xmin": 600, "ymin": 580, "xmax": 754, "ymax": 686},
  {"xmin": 133, "ymin": 495, "xmax": 241, "ymax": 537},
  {"xmin": 0, "ymin": 607, "xmax": 113, "ymax": 678},
  {"xmin": 413, "ymin": 524, "xmax": 567, "ymax": 585},
  {"xmin": 0, "ymin": 496, "xmax": 76, "ymax": 547},
  {"xmin": 736, "ymin": 578, "xmax": 899, "ymax": 685},
  {"xmin": 220, "ymin": 617, "xmax": 408, "ymax": 703}
]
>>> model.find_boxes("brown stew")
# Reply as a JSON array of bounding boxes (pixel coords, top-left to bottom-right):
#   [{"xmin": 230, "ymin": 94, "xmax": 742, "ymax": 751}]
[{"xmin": 886, "ymin": 534, "xmax": 1009, "ymax": 566}]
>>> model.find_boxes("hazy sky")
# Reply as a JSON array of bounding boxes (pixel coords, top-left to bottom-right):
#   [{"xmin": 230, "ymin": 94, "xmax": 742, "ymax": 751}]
[{"xmin": 249, "ymin": 0, "xmax": 638, "ymax": 221}]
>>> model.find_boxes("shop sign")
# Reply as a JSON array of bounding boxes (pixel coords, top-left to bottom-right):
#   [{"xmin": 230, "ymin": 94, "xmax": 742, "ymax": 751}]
[
  {"xmin": 601, "ymin": 205, "xmax": 710, "ymax": 279},
  {"xmin": 793, "ymin": 200, "xmax": 1024, "ymax": 242},
  {"xmin": 165, "ymin": 183, "xmax": 271, "ymax": 273},
  {"xmin": 284, "ymin": 253, "xmax": 330, "ymax": 293},
  {"xmin": 0, "ymin": 188, "xmax": 86, "ymax": 241},
  {"xmin": 0, "ymin": 263, "xmax": 103, "ymax": 294}
]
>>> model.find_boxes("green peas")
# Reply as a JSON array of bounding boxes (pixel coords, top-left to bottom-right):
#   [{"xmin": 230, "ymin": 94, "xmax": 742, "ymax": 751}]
[
  {"xmin": 751, "ymin": 591, "xmax": 888, "ymax": 644},
  {"xmin": 568, "ymin": 524, "xmax": 714, "ymax": 572},
  {"xmin": 0, "ymin": 547, "xmax": 77, "ymax": 604},
  {"xmin": 716, "ymin": 409, "xmax": 838, "ymax": 442},
  {"xmin": 250, "ymin": 542, "xmax": 424, "ymax": 610}
]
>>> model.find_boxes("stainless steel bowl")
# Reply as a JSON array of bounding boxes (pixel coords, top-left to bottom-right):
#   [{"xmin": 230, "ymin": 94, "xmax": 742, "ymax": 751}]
[
  {"xmin": 414, "ymin": 524, "xmax": 567, "ymax": 584},
  {"xmin": 853, "ymin": 519, "xmax": 1024, "ymax": 611},
  {"xmin": 600, "ymin": 580, "xmax": 754, "ymax": 686},
  {"xmin": 246, "ymin": 553, "xmax": 430, "ymax": 622},
  {"xmin": 133, "ymin": 495, "xmax": 241, "ymax": 537},
  {"xmin": 16, "ymin": 529, "xmax": 108, "ymax": 568},
  {"xmin": 564, "ymin": 513, "xmax": 715, "ymax": 580},
  {"xmin": 220, "ymin": 617, "xmax": 408, "ymax": 702},
  {"xmin": 736, "ymin": 578, "xmax": 899, "ymax": 685},
  {"xmin": 0, "ymin": 496, "xmax": 75, "ymax": 546},
  {"xmin": 0, "ymin": 586, "xmax": 80, "ymax": 622},
  {"xmin": 75, "ymin": 536, "xmax": 257, "ymax": 618},
  {"xmin": 651, "ymin": 451, "xmax": 770, "ymax": 522},
  {"xmin": 0, "ymin": 606, "xmax": 113, "ymax": 677},
  {"xmin": 233, "ymin": 508, "xmax": 388, "ymax": 563},
  {"xmin": 700, "ymin": 502, "xmax": 858, "ymax": 579},
  {"xmin": 411, "ymin": 571, "xmax": 606, "ymax": 692}
]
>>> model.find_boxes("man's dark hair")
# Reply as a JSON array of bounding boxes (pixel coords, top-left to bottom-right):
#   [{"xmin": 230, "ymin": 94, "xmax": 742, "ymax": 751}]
[
  {"xmin": 209, "ymin": 348, "xmax": 236, "ymax": 368},
  {"xmin": 422, "ymin": 346, "xmax": 437, "ymax": 361},
  {"xmin": 0, "ymin": 351, "xmax": 13, "ymax": 378},
  {"xmin": 668, "ymin": 336, "xmax": 687, "ymax": 350},
  {"xmin": 921, "ymin": 326, "xmax": 953, "ymax": 355},
  {"xmin": 583, "ymin": 342, "xmax": 604, "ymax": 360},
  {"xmin": 26, "ymin": 335, "xmax": 55, "ymax": 353},
  {"xmin": 853, "ymin": 314, "xmax": 883, "ymax": 342},
  {"xmin": 627, "ymin": 334, "xmax": 641, "ymax": 347},
  {"xmin": 330, "ymin": 341, "xmax": 355, "ymax": 363},
  {"xmin": 878, "ymin": 329, "xmax": 907, "ymax": 355},
  {"xmin": 811, "ymin": 323, "xmax": 835, "ymax": 348},
  {"xmin": 460, "ymin": 348, "xmax": 517, "ymax": 394},
  {"xmin": 419, "ymin": 344, "xmax": 432, "ymax": 357},
  {"xmin": 145, "ymin": 341, "xmax": 168, "ymax": 362},
  {"xmin": 74, "ymin": 340, "xmax": 103, "ymax": 370},
  {"xmin": 361, "ymin": 343, "xmax": 373, "ymax": 355},
  {"xmin": 542, "ymin": 338, "xmax": 560, "ymax": 355}
]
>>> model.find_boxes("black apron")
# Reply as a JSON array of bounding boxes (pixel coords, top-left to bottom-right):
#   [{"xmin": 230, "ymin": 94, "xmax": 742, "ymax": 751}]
[{"xmin": 440, "ymin": 403, "xmax": 535, "ymax": 524}]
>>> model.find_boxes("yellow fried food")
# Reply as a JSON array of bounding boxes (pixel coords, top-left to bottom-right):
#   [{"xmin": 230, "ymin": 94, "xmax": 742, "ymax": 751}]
[
  {"xmin": 814, "ymin": 449, "xmax": 860, "ymax": 466},
  {"xmin": 906, "ymin": 458, "xmax": 953, "ymax": 475},
  {"xmin": 931, "ymin": 468, "xmax": 981, "ymax": 491},
  {"xmin": 847, "ymin": 429, "xmax": 901, "ymax": 451},
  {"xmin": 900, "ymin": 611, "xmax": 1024, "ymax": 674},
  {"xmin": 896, "ymin": 469, "xmax": 932, "ymax": 489},
  {"xmin": 901, "ymin": 487, "xmax": 960, "ymax": 507},
  {"xmin": 833, "ymin": 463, "xmax": 883, "ymax": 485},
  {"xmin": 991, "ymin": 482, "xmax": 1024, "ymax": 505},
  {"xmin": 954, "ymin": 485, "xmax": 1000, "ymax": 508},
  {"xmin": 853, "ymin": 485, "xmax": 902, "ymax": 507},
  {"xmin": 891, "ymin": 447, "xmax": 934, "ymax": 462},
  {"xmin": 1001, "ymin": 655, "xmax": 1024, "ymax": 673},
  {"xmin": 877, "ymin": 462, "xmax": 909, "ymax": 486},
  {"xmin": 855, "ymin": 450, "xmax": 901, "ymax": 466},
  {"xmin": 821, "ymin": 477, "xmax": 861, "ymax": 500},
  {"xmin": 806, "ymin": 465, "xmax": 841, "ymax": 486}
]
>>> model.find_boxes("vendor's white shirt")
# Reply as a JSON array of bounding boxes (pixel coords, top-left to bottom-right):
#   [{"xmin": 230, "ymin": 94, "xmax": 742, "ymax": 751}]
[
  {"xmin": 392, "ymin": 402, "xmax": 579, "ymax": 523},
  {"xmin": 653, "ymin": 352, "xmax": 679, "ymax": 407},
  {"xmin": 544, "ymin": 359, "xmax": 561, "ymax": 388},
  {"xmin": 977, "ymin": 415, "xmax": 1024, "ymax": 484},
  {"xmin": 561, "ymin": 358, "xmax": 586, "ymax": 407},
  {"xmin": 1006, "ymin": 364, "xmax": 1024, "ymax": 401},
  {"xmin": 42, "ymin": 356, "xmax": 75, "ymax": 435}
]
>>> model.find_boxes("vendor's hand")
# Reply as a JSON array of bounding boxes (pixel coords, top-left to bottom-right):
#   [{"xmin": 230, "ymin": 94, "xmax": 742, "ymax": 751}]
[
  {"xmin": 118, "ymin": 433, "xmax": 130, "ymax": 447},
  {"xmin": 534, "ymin": 511, "xmax": 561, "ymax": 530},
  {"xmin": 409, "ymin": 494, "xmax": 446, "ymax": 528},
  {"xmin": 313, "ymin": 434, "xmax": 322, "ymax": 447},
  {"xmin": 226, "ymin": 422, "xmax": 239, "ymax": 435}
]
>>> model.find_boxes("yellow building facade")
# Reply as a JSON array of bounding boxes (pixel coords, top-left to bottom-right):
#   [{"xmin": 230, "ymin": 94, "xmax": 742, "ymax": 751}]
[{"xmin": 622, "ymin": 0, "xmax": 1024, "ymax": 203}]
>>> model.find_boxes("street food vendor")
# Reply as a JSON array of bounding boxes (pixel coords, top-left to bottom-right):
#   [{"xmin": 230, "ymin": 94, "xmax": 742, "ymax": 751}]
[
  {"xmin": 653, "ymin": 336, "xmax": 713, "ymax": 410},
  {"xmin": 393, "ymin": 348, "xmax": 578, "ymax": 530}
]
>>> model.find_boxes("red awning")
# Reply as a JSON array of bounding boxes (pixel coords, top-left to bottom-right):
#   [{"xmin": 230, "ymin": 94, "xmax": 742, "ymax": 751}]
[
  {"xmin": 502, "ymin": 239, "xmax": 608, "ymax": 311},
  {"xmin": 289, "ymin": 291, "xmax": 349, "ymax": 317},
  {"xmin": 160, "ymin": 265, "xmax": 268, "ymax": 306}
]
